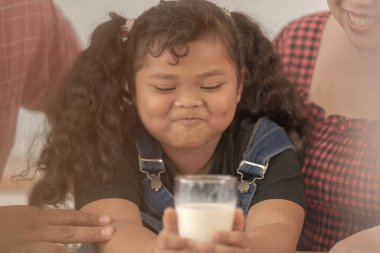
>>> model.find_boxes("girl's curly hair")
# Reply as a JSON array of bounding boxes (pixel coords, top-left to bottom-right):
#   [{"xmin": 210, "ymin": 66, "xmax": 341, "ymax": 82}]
[{"xmin": 34, "ymin": 0, "xmax": 306, "ymax": 204}]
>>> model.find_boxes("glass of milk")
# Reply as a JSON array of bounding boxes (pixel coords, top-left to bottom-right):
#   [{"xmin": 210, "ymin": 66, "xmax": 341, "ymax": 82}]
[{"xmin": 174, "ymin": 175, "xmax": 237, "ymax": 243}]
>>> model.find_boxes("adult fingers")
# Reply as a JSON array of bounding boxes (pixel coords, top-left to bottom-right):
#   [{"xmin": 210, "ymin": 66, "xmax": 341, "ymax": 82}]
[
  {"xmin": 7, "ymin": 242, "xmax": 71, "ymax": 253},
  {"xmin": 30, "ymin": 224, "xmax": 114, "ymax": 244},
  {"xmin": 43, "ymin": 209, "xmax": 111, "ymax": 226}
]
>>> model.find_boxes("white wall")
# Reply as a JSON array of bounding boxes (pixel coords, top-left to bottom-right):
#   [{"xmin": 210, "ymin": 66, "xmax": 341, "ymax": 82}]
[
  {"xmin": 7, "ymin": 0, "xmax": 329, "ymax": 167},
  {"xmin": 52, "ymin": 0, "xmax": 328, "ymax": 45}
]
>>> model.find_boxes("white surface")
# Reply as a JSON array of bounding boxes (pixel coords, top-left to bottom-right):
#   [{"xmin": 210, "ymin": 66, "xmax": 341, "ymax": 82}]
[
  {"xmin": 53, "ymin": 0, "xmax": 328, "ymax": 45},
  {"xmin": 0, "ymin": 191, "xmax": 28, "ymax": 206}
]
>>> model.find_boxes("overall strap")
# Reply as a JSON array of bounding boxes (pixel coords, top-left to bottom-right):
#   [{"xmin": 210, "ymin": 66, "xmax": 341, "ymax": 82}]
[
  {"xmin": 135, "ymin": 126, "xmax": 165, "ymax": 191},
  {"xmin": 140, "ymin": 211, "xmax": 163, "ymax": 233},
  {"xmin": 237, "ymin": 117, "xmax": 295, "ymax": 215},
  {"xmin": 135, "ymin": 126, "xmax": 173, "ymax": 233}
]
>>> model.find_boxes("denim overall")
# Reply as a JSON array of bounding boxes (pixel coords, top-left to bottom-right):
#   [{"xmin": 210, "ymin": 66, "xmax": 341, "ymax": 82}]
[{"xmin": 136, "ymin": 117, "xmax": 295, "ymax": 233}]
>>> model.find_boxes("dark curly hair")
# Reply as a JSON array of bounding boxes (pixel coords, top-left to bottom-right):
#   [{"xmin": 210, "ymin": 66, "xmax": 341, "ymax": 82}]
[{"xmin": 34, "ymin": 0, "xmax": 306, "ymax": 204}]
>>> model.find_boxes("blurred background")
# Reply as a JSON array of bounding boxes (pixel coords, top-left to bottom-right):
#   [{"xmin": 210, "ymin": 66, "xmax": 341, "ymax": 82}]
[{"xmin": 0, "ymin": 0, "xmax": 328, "ymax": 205}]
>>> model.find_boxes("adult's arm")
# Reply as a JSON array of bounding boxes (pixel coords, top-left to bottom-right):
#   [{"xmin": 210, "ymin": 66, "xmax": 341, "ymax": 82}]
[
  {"xmin": 0, "ymin": 205, "xmax": 114, "ymax": 253},
  {"xmin": 0, "ymin": 0, "xmax": 81, "ymax": 173},
  {"xmin": 21, "ymin": 0, "xmax": 81, "ymax": 111},
  {"xmin": 329, "ymin": 225, "xmax": 380, "ymax": 253}
]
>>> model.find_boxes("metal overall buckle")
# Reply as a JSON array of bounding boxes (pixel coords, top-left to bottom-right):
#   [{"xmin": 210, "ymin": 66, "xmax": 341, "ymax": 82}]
[
  {"xmin": 236, "ymin": 160, "xmax": 268, "ymax": 193},
  {"xmin": 139, "ymin": 156, "xmax": 165, "ymax": 191}
]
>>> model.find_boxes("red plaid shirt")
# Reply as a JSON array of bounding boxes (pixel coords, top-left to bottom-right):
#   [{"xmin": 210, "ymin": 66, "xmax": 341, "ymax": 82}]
[
  {"xmin": 0, "ymin": 0, "xmax": 80, "ymax": 174},
  {"xmin": 275, "ymin": 12, "xmax": 380, "ymax": 251}
]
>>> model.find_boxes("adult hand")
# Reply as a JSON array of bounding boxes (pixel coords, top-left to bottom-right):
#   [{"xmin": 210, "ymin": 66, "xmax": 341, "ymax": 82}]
[
  {"xmin": 0, "ymin": 205, "xmax": 114, "ymax": 253},
  {"xmin": 195, "ymin": 208, "xmax": 252, "ymax": 253},
  {"xmin": 329, "ymin": 225, "xmax": 380, "ymax": 253},
  {"xmin": 153, "ymin": 207, "xmax": 194, "ymax": 253}
]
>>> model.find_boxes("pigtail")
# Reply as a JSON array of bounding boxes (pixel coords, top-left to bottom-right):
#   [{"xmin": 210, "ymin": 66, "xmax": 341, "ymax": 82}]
[
  {"xmin": 36, "ymin": 13, "xmax": 131, "ymax": 204},
  {"xmin": 231, "ymin": 12, "xmax": 306, "ymax": 146}
]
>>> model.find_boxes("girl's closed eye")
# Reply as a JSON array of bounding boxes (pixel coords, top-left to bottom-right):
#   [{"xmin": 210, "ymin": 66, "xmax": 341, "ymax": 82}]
[
  {"xmin": 151, "ymin": 85, "xmax": 176, "ymax": 93},
  {"xmin": 201, "ymin": 82, "xmax": 224, "ymax": 91}
]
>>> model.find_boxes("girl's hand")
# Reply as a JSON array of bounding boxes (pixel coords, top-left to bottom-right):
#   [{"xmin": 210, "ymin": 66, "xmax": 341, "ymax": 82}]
[
  {"xmin": 153, "ymin": 208, "xmax": 194, "ymax": 253},
  {"xmin": 195, "ymin": 208, "xmax": 252, "ymax": 253}
]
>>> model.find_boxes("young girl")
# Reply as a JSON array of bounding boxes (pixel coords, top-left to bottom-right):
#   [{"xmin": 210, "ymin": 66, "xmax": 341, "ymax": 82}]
[{"xmin": 36, "ymin": 0, "xmax": 306, "ymax": 252}]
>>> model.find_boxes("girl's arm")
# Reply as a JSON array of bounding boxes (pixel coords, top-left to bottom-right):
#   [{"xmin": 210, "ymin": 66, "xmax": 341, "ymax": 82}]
[
  {"xmin": 244, "ymin": 199, "xmax": 305, "ymax": 253},
  {"xmin": 81, "ymin": 198, "xmax": 156, "ymax": 252},
  {"xmin": 208, "ymin": 199, "xmax": 304, "ymax": 253},
  {"xmin": 80, "ymin": 198, "xmax": 193, "ymax": 253}
]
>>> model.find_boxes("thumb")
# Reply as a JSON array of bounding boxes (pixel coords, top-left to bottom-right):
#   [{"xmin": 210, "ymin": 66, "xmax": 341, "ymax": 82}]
[
  {"xmin": 232, "ymin": 208, "xmax": 245, "ymax": 231},
  {"xmin": 162, "ymin": 207, "xmax": 178, "ymax": 234}
]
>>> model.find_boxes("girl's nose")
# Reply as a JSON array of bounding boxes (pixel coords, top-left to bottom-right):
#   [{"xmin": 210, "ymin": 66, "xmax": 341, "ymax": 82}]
[{"xmin": 174, "ymin": 89, "xmax": 203, "ymax": 108}]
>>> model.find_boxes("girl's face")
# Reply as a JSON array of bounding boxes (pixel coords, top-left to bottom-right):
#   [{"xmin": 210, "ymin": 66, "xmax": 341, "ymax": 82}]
[
  {"xmin": 328, "ymin": 0, "xmax": 380, "ymax": 51},
  {"xmin": 135, "ymin": 36, "xmax": 242, "ymax": 152}
]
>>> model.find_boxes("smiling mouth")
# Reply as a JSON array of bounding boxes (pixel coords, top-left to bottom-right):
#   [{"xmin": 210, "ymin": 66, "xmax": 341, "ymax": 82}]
[
  {"xmin": 175, "ymin": 118, "xmax": 202, "ymax": 122},
  {"xmin": 173, "ymin": 118, "xmax": 204, "ymax": 127},
  {"xmin": 348, "ymin": 12, "xmax": 375, "ymax": 26}
]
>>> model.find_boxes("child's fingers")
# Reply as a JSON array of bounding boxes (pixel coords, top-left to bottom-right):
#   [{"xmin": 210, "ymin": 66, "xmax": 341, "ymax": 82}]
[
  {"xmin": 156, "ymin": 232, "xmax": 194, "ymax": 250},
  {"xmin": 232, "ymin": 208, "xmax": 245, "ymax": 231},
  {"xmin": 194, "ymin": 242, "xmax": 246, "ymax": 253},
  {"xmin": 156, "ymin": 207, "xmax": 195, "ymax": 251},
  {"xmin": 213, "ymin": 231, "xmax": 250, "ymax": 248},
  {"xmin": 162, "ymin": 207, "xmax": 178, "ymax": 234}
]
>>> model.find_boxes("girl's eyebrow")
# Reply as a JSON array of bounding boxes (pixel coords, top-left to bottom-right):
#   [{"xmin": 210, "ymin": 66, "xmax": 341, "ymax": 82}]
[
  {"xmin": 149, "ymin": 73, "xmax": 178, "ymax": 80},
  {"xmin": 197, "ymin": 70, "xmax": 226, "ymax": 79},
  {"xmin": 148, "ymin": 70, "xmax": 226, "ymax": 80}
]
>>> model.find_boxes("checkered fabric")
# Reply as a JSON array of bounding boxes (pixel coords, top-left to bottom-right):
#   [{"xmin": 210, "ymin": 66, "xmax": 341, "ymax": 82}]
[
  {"xmin": 275, "ymin": 12, "xmax": 380, "ymax": 251},
  {"xmin": 0, "ymin": 0, "xmax": 80, "ymax": 174}
]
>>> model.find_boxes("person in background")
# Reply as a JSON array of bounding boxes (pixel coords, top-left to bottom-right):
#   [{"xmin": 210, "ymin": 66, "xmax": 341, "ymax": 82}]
[
  {"xmin": 0, "ymin": 0, "xmax": 114, "ymax": 252},
  {"xmin": 33, "ymin": 0, "xmax": 308, "ymax": 252},
  {"xmin": 274, "ymin": 0, "xmax": 380, "ymax": 252}
]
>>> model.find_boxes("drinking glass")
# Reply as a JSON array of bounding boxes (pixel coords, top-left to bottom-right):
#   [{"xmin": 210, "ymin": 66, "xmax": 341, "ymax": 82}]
[{"xmin": 174, "ymin": 175, "xmax": 237, "ymax": 243}]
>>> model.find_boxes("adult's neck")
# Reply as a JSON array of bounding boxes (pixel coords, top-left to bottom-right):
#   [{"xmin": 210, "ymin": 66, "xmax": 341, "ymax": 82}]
[
  {"xmin": 330, "ymin": 16, "xmax": 380, "ymax": 72},
  {"xmin": 309, "ymin": 15, "xmax": 380, "ymax": 120}
]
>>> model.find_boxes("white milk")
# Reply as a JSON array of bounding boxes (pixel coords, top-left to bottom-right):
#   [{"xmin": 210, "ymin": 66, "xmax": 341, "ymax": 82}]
[{"xmin": 176, "ymin": 202, "xmax": 235, "ymax": 243}]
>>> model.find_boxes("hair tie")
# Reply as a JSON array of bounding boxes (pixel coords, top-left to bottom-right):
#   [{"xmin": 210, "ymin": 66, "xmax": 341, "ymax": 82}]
[
  {"xmin": 221, "ymin": 7, "xmax": 231, "ymax": 17},
  {"xmin": 122, "ymin": 18, "xmax": 135, "ymax": 42}
]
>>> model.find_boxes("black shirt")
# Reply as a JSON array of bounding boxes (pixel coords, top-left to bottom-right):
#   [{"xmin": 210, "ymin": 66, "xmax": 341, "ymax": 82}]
[{"xmin": 75, "ymin": 119, "xmax": 306, "ymax": 211}]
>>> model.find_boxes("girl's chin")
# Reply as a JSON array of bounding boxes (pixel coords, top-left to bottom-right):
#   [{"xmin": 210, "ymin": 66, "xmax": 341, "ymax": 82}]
[
  {"xmin": 170, "ymin": 142, "xmax": 206, "ymax": 150},
  {"xmin": 163, "ymin": 138, "xmax": 212, "ymax": 151}
]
